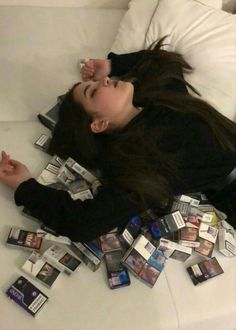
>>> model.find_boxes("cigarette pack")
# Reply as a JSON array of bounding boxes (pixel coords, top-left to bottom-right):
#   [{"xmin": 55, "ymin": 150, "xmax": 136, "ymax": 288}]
[
  {"xmin": 83, "ymin": 241, "xmax": 105, "ymax": 260},
  {"xmin": 37, "ymin": 94, "xmax": 65, "ymax": 130},
  {"xmin": 65, "ymin": 157, "xmax": 99, "ymax": 184},
  {"xmin": 69, "ymin": 242, "xmax": 101, "ymax": 271},
  {"xmin": 121, "ymin": 215, "xmax": 142, "ymax": 246},
  {"xmin": 203, "ymin": 211, "xmax": 220, "ymax": 227},
  {"xmin": 176, "ymin": 194, "xmax": 200, "ymax": 208},
  {"xmin": 197, "ymin": 204, "xmax": 226, "ymax": 224},
  {"xmin": 43, "ymin": 245, "xmax": 81, "ymax": 275},
  {"xmin": 187, "ymin": 257, "xmax": 224, "ymax": 285},
  {"xmin": 157, "ymin": 238, "xmax": 192, "ymax": 262},
  {"xmin": 22, "ymin": 251, "xmax": 61, "ymax": 288},
  {"xmin": 178, "ymin": 227, "xmax": 200, "ymax": 248},
  {"xmin": 141, "ymin": 226, "xmax": 158, "ymax": 245},
  {"xmin": 122, "ymin": 235, "xmax": 167, "ymax": 287},
  {"xmin": 6, "ymin": 276, "xmax": 48, "ymax": 317},
  {"xmin": 6, "ymin": 227, "xmax": 43, "ymax": 252},
  {"xmin": 171, "ymin": 200, "xmax": 190, "ymax": 218},
  {"xmin": 69, "ymin": 179, "xmax": 89, "ymax": 194},
  {"xmin": 198, "ymin": 222, "xmax": 218, "ymax": 243},
  {"xmin": 34, "ymin": 134, "xmax": 52, "ymax": 153},
  {"xmin": 37, "ymin": 162, "xmax": 61, "ymax": 186},
  {"xmin": 57, "ymin": 161, "xmax": 82, "ymax": 186},
  {"xmin": 185, "ymin": 215, "xmax": 200, "ymax": 229},
  {"xmin": 69, "ymin": 188, "xmax": 93, "ymax": 201},
  {"xmin": 58, "ymin": 157, "xmax": 99, "ymax": 187},
  {"xmin": 148, "ymin": 221, "xmax": 162, "ymax": 240},
  {"xmin": 218, "ymin": 220, "xmax": 236, "ymax": 257},
  {"xmin": 198, "ymin": 204, "xmax": 215, "ymax": 213},
  {"xmin": 157, "ymin": 211, "xmax": 185, "ymax": 237},
  {"xmin": 189, "ymin": 206, "xmax": 213, "ymax": 223},
  {"xmin": 99, "ymin": 233, "xmax": 123, "ymax": 253},
  {"xmin": 190, "ymin": 192, "xmax": 208, "ymax": 204},
  {"xmin": 36, "ymin": 229, "xmax": 71, "ymax": 245},
  {"xmin": 107, "ymin": 269, "xmax": 131, "ymax": 289},
  {"xmin": 194, "ymin": 238, "xmax": 214, "ymax": 258},
  {"xmin": 104, "ymin": 251, "xmax": 130, "ymax": 289}
]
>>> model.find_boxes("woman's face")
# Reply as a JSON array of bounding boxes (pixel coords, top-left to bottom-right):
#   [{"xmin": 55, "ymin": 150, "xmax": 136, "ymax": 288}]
[{"xmin": 72, "ymin": 77, "xmax": 135, "ymax": 132}]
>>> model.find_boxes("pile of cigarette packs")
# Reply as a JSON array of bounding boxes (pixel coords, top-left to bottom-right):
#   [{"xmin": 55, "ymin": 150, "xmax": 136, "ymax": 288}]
[
  {"xmin": 5, "ymin": 228, "xmax": 81, "ymax": 316},
  {"xmin": 4, "ymin": 134, "xmax": 236, "ymax": 316}
]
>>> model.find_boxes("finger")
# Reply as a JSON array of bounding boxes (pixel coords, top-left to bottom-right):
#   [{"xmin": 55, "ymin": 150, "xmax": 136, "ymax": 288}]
[
  {"xmin": 82, "ymin": 72, "xmax": 93, "ymax": 80},
  {"xmin": 82, "ymin": 66, "xmax": 94, "ymax": 76},
  {"xmin": 1, "ymin": 151, "xmax": 10, "ymax": 163},
  {"xmin": 81, "ymin": 72, "xmax": 93, "ymax": 80},
  {"xmin": 84, "ymin": 62, "xmax": 94, "ymax": 70},
  {"xmin": 83, "ymin": 67, "xmax": 94, "ymax": 76},
  {"xmin": 86, "ymin": 64, "xmax": 95, "ymax": 72},
  {"xmin": 80, "ymin": 68, "xmax": 93, "ymax": 78},
  {"xmin": 85, "ymin": 60, "xmax": 94, "ymax": 69}
]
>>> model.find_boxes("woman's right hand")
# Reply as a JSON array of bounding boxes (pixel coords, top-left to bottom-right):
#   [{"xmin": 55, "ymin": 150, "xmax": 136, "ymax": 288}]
[
  {"xmin": 80, "ymin": 59, "xmax": 111, "ymax": 81},
  {"xmin": 0, "ymin": 151, "xmax": 32, "ymax": 191}
]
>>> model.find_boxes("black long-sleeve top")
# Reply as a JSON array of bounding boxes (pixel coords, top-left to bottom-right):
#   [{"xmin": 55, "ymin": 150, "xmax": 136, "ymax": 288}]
[{"xmin": 14, "ymin": 51, "xmax": 236, "ymax": 241}]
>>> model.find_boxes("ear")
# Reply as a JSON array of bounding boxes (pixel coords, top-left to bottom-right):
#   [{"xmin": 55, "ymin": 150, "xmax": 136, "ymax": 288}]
[{"xmin": 90, "ymin": 119, "xmax": 109, "ymax": 133}]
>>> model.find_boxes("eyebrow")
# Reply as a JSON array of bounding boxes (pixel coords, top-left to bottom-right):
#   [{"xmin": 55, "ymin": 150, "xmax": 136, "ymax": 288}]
[{"xmin": 83, "ymin": 84, "xmax": 90, "ymax": 98}]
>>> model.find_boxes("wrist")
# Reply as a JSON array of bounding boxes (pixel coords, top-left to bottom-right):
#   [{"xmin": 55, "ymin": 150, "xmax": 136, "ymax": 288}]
[{"xmin": 13, "ymin": 176, "xmax": 32, "ymax": 191}]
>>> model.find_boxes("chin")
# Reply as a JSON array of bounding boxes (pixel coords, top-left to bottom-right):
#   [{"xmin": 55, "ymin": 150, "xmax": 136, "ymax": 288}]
[
  {"xmin": 121, "ymin": 80, "xmax": 133, "ymax": 92},
  {"xmin": 126, "ymin": 81, "xmax": 134, "ymax": 97}
]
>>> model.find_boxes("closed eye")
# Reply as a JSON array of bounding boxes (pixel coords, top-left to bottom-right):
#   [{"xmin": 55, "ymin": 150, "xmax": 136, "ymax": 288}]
[{"xmin": 91, "ymin": 89, "xmax": 97, "ymax": 98}]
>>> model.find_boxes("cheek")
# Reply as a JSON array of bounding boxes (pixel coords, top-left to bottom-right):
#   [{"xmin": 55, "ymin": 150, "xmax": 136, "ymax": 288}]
[
  {"xmin": 95, "ymin": 92, "xmax": 118, "ymax": 113},
  {"xmin": 95, "ymin": 86, "xmax": 131, "ymax": 114}
]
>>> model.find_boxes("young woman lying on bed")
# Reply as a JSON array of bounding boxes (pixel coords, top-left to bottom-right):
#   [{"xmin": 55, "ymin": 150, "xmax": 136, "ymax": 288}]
[{"xmin": 1, "ymin": 38, "xmax": 236, "ymax": 242}]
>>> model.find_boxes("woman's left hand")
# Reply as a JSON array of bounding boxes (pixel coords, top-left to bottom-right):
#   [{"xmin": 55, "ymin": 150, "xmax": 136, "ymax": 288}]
[
  {"xmin": 81, "ymin": 59, "xmax": 111, "ymax": 81},
  {"xmin": 0, "ymin": 151, "xmax": 32, "ymax": 191}
]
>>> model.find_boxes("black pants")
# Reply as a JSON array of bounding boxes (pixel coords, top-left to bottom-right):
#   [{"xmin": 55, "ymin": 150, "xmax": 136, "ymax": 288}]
[{"xmin": 206, "ymin": 181, "xmax": 236, "ymax": 228}]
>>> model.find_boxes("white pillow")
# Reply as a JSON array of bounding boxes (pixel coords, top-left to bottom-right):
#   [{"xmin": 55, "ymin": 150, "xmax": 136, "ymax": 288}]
[
  {"xmin": 145, "ymin": 0, "xmax": 236, "ymax": 120},
  {"xmin": 110, "ymin": 0, "xmax": 236, "ymax": 120},
  {"xmin": 110, "ymin": 0, "xmax": 159, "ymax": 54}
]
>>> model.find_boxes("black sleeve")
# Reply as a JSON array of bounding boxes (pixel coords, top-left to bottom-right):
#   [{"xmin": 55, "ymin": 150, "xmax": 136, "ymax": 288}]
[
  {"xmin": 161, "ymin": 112, "xmax": 236, "ymax": 193},
  {"xmin": 108, "ymin": 51, "xmax": 189, "ymax": 94},
  {"xmin": 14, "ymin": 179, "xmax": 141, "ymax": 242},
  {"xmin": 108, "ymin": 51, "xmax": 145, "ymax": 76}
]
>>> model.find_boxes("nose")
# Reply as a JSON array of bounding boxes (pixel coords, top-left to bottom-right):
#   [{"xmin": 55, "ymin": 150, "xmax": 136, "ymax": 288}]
[{"xmin": 102, "ymin": 76, "xmax": 110, "ymax": 87}]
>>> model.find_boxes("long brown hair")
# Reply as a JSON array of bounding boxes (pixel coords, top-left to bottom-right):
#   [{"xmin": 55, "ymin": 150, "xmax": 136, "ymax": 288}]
[{"xmin": 49, "ymin": 37, "xmax": 236, "ymax": 212}]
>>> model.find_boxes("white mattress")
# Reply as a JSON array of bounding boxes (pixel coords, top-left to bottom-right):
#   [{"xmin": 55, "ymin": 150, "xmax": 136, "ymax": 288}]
[{"xmin": 0, "ymin": 6, "xmax": 125, "ymax": 121}]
